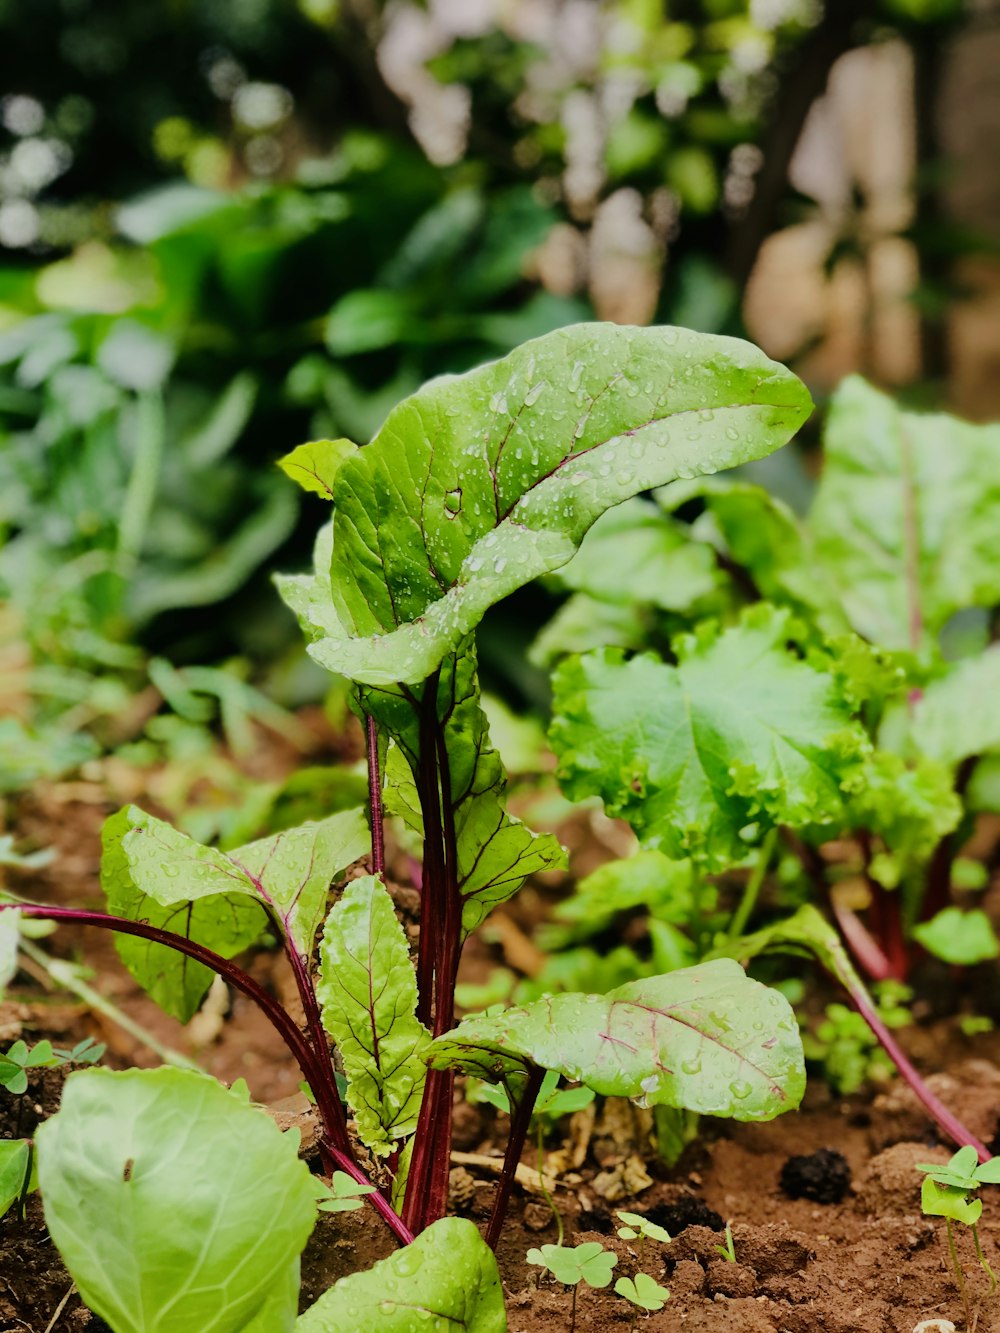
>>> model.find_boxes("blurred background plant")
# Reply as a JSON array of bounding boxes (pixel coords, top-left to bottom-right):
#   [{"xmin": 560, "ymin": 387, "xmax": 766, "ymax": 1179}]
[{"xmin": 1, "ymin": 0, "xmax": 997, "ymax": 800}]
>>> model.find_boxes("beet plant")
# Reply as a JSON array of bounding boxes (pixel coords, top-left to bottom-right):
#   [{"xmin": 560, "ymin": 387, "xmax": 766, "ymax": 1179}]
[{"xmin": 1, "ymin": 322, "xmax": 814, "ymax": 1329}]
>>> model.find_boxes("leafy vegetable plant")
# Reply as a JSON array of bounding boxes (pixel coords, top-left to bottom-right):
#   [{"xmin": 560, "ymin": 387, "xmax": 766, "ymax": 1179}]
[{"xmin": 1, "ymin": 322, "xmax": 813, "ymax": 1326}]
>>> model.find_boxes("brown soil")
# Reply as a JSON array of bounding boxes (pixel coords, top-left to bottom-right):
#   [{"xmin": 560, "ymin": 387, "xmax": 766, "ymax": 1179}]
[{"xmin": 4, "ymin": 769, "xmax": 1000, "ymax": 1331}]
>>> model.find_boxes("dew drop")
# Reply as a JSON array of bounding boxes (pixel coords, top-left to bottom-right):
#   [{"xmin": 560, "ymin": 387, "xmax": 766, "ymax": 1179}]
[{"xmin": 729, "ymin": 1080, "xmax": 752, "ymax": 1100}]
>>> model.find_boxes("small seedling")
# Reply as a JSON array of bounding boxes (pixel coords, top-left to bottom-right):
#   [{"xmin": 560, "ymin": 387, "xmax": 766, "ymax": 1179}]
[
  {"xmin": 616, "ymin": 1210, "xmax": 671, "ymax": 1245},
  {"xmin": 614, "ymin": 1271, "xmax": 670, "ymax": 1315},
  {"xmin": 917, "ymin": 1146, "xmax": 1000, "ymax": 1327},
  {"xmin": 313, "ymin": 1170, "xmax": 378, "ymax": 1214},
  {"xmin": 715, "ymin": 1221, "xmax": 737, "ymax": 1263},
  {"xmin": 0, "ymin": 1037, "xmax": 105, "ymax": 1095},
  {"xmin": 527, "ymin": 1242, "xmax": 617, "ymax": 1331}
]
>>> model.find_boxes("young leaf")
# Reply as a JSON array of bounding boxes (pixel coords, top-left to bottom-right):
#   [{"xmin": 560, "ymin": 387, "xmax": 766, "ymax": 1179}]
[
  {"xmin": 318, "ymin": 874, "xmax": 430, "ymax": 1153},
  {"xmin": 292, "ymin": 322, "xmax": 812, "ymax": 688},
  {"xmin": 527, "ymin": 1241, "xmax": 618, "ymax": 1288},
  {"xmin": 296, "ymin": 1216, "xmax": 507, "ymax": 1331},
  {"xmin": 36, "ymin": 1068, "xmax": 316, "ymax": 1333},
  {"xmin": 427, "ymin": 958, "xmax": 805, "ymax": 1122},
  {"xmin": 615, "ymin": 1271, "xmax": 670, "ymax": 1311},
  {"xmin": 616, "ymin": 1210, "xmax": 671, "ymax": 1244},
  {"xmin": 278, "ymin": 438, "xmax": 358, "ymax": 499},
  {"xmin": 911, "ymin": 646, "xmax": 1000, "ymax": 765},
  {"xmin": 312, "ymin": 1170, "xmax": 377, "ymax": 1213},
  {"xmin": 810, "ymin": 376, "xmax": 1000, "ymax": 652},
  {"xmin": 545, "ymin": 851, "xmax": 695, "ymax": 946},
  {"xmin": 102, "ymin": 804, "xmax": 369, "ymax": 1020},
  {"xmin": 921, "ymin": 1176, "xmax": 983, "ymax": 1227},
  {"xmin": 551, "ymin": 605, "xmax": 866, "ymax": 870},
  {"xmin": 0, "ymin": 1139, "xmax": 32, "ymax": 1219}
]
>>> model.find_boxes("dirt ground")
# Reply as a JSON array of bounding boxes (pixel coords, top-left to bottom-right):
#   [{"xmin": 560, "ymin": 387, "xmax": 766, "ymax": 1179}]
[{"xmin": 4, "ymin": 776, "xmax": 1000, "ymax": 1333}]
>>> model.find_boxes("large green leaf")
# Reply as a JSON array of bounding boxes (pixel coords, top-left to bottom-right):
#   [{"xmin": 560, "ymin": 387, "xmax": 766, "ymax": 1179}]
[
  {"xmin": 102, "ymin": 805, "xmax": 369, "ymax": 1021},
  {"xmin": 296, "ymin": 1216, "xmax": 507, "ymax": 1332},
  {"xmin": 810, "ymin": 376, "xmax": 1000, "ymax": 652},
  {"xmin": 911, "ymin": 646, "xmax": 1000, "ymax": 766},
  {"xmin": 427, "ymin": 959, "xmax": 805, "ymax": 1122},
  {"xmin": 365, "ymin": 643, "xmax": 567, "ymax": 933},
  {"xmin": 286, "ymin": 323, "xmax": 811, "ymax": 687},
  {"xmin": 36, "ymin": 1068, "xmax": 316, "ymax": 1333},
  {"xmin": 550, "ymin": 604, "xmax": 867, "ymax": 870},
  {"xmin": 318, "ymin": 875, "xmax": 430, "ymax": 1153}
]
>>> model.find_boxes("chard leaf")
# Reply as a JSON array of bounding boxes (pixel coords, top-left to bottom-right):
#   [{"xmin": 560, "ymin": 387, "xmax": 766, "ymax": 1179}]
[
  {"xmin": 296, "ymin": 1215, "xmax": 506, "ymax": 1332},
  {"xmin": 544, "ymin": 851, "xmax": 695, "ymax": 947},
  {"xmin": 840, "ymin": 751, "xmax": 961, "ymax": 889},
  {"xmin": 810, "ymin": 376, "xmax": 1000, "ymax": 652},
  {"xmin": 102, "ymin": 805, "xmax": 369, "ymax": 1021},
  {"xmin": 911, "ymin": 646, "xmax": 1000, "ymax": 765},
  {"xmin": 317, "ymin": 874, "xmax": 430, "ymax": 1153},
  {"xmin": 426, "ymin": 958, "xmax": 805, "ymax": 1122},
  {"xmin": 294, "ymin": 322, "xmax": 811, "ymax": 687},
  {"xmin": 367, "ymin": 643, "xmax": 566, "ymax": 932},
  {"xmin": 36, "ymin": 1068, "xmax": 315, "ymax": 1333},
  {"xmin": 550, "ymin": 604, "xmax": 866, "ymax": 870},
  {"xmin": 658, "ymin": 477, "xmax": 847, "ymax": 633},
  {"xmin": 529, "ymin": 592, "xmax": 649, "ymax": 668},
  {"xmin": 550, "ymin": 497, "xmax": 721, "ymax": 613}
]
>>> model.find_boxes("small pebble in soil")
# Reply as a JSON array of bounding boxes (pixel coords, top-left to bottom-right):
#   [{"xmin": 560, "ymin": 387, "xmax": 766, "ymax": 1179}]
[
  {"xmin": 779, "ymin": 1148, "xmax": 851, "ymax": 1204},
  {"xmin": 644, "ymin": 1195, "xmax": 725, "ymax": 1235}
]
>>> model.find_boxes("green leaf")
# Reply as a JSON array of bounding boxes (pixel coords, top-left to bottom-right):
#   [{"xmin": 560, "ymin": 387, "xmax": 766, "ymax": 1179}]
[
  {"xmin": 312, "ymin": 1171, "xmax": 377, "ymax": 1213},
  {"xmin": 921, "ymin": 1176, "xmax": 982, "ymax": 1226},
  {"xmin": 615, "ymin": 1272, "xmax": 670, "ymax": 1311},
  {"xmin": 278, "ymin": 439, "xmax": 359, "ymax": 500},
  {"xmin": 545, "ymin": 851, "xmax": 695, "ymax": 946},
  {"xmin": 659, "ymin": 478, "xmax": 847, "ymax": 634},
  {"xmin": 427, "ymin": 958, "xmax": 805, "ymax": 1122},
  {"xmin": 526, "ymin": 1242, "xmax": 617, "ymax": 1289},
  {"xmin": 0, "ymin": 1139, "xmax": 32, "ymax": 1219},
  {"xmin": 296, "ymin": 1216, "xmax": 507, "ymax": 1331},
  {"xmin": 912, "ymin": 908, "xmax": 1000, "ymax": 966},
  {"xmin": 840, "ymin": 751, "xmax": 961, "ymax": 889},
  {"xmin": 370, "ymin": 643, "xmax": 566, "ymax": 933},
  {"xmin": 102, "ymin": 805, "xmax": 369, "ymax": 1021},
  {"xmin": 551, "ymin": 605, "xmax": 866, "ymax": 870},
  {"xmin": 917, "ymin": 1146, "xmax": 980, "ymax": 1191},
  {"xmin": 36, "ymin": 1068, "xmax": 316, "ymax": 1333},
  {"xmin": 296, "ymin": 322, "xmax": 811, "ymax": 687},
  {"xmin": 810, "ymin": 376, "xmax": 1000, "ymax": 652},
  {"xmin": 551, "ymin": 497, "xmax": 721, "ymax": 613},
  {"xmin": 911, "ymin": 647, "xmax": 1000, "ymax": 765},
  {"xmin": 616, "ymin": 1211, "xmax": 671, "ymax": 1244},
  {"xmin": 317, "ymin": 874, "xmax": 430, "ymax": 1153}
]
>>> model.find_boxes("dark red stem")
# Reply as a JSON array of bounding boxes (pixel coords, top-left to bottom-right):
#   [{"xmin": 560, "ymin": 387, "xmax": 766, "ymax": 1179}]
[
  {"xmin": 484, "ymin": 1068, "xmax": 545, "ymax": 1251},
  {"xmin": 402, "ymin": 1066, "xmax": 454, "ymax": 1234},
  {"xmin": 831, "ymin": 899, "xmax": 893, "ymax": 983},
  {"xmin": 366, "ymin": 712, "xmax": 386, "ymax": 877},
  {"xmin": 846, "ymin": 980, "xmax": 989, "ymax": 1161}
]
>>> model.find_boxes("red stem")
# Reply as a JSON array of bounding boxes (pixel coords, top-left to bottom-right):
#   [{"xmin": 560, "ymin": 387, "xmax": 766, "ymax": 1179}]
[
  {"xmin": 847, "ymin": 981, "xmax": 989, "ymax": 1161},
  {"xmin": 831, "ymin": 899, "xmax": 893, "ymax": 983},
  {"xmin": 484, "ymin": 1067, "xmax": 545, "ymax": 1250},
  {"xmin": 366, "ymin": 712, "xmax": 386, "ymax": 877},
  {"xmin": 402, "ymin": 1066, "xmax": 454, "ymax": 1235}
]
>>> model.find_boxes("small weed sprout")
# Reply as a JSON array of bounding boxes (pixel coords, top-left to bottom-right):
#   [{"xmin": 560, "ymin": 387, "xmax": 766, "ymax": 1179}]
[
  {"xmin": 313, "ymin": 1170, "xmax": 377, "ymax": 1214},
  {"xmin": 616, "ymin": 1210, "xmax": 671, "ymax": 1246},
  {"xmin": 715, "ymin": 1221, "xmax": 737, "ymax": 1263},
  {"xmin": 614, "ymin": 1271, "xmax": 670, "ymax": 1319},
  {"xmin": 527, "ymin": 1241, "xmax": 617, "ymax": 1332},
  {"xmin": 917, "ymin": 1146, "xmax": 1000, "ymax": 1326}
]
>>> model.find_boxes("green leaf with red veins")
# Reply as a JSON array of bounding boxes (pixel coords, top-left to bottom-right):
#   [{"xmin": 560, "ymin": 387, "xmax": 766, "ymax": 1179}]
[
  {"xmin": 367, "ymin": 642, "xmax": 567, "ymax": 934},
  {"xmin": 284, "ymin": 321, "xmax": 811, "ymax": 689},
  {"xmin": 426, "ymin": 958, "xmax": 805, "ymax": 1122},
  {"xmin": 550, "ymin": 604, "xmax": 868, "ymax": 872},
  {"xmin": 278, "ymin": 438, "xmax": 358, "ymax": 500},
  {"xmin": 101, "ymin": 804, "xmax": 369, "ymax": 1021},
  {"xmin": 318, "ymin": 874, "xmax": 430, "ymax": 1153},
  {"xmin": 810, "ymin": 375, "xmax": 1000, "ymax": 653},
  {"xmin": 296, "ymin": 1216, "xmax": 507, "ymax": 1332}
]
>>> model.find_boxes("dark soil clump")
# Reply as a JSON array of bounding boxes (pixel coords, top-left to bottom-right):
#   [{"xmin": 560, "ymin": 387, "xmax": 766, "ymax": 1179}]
[{"xmin": 779, "ymin": 1146, "xmax": 852, "ymax": 1203}]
